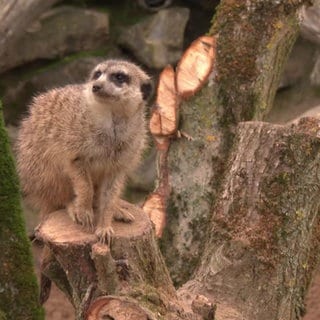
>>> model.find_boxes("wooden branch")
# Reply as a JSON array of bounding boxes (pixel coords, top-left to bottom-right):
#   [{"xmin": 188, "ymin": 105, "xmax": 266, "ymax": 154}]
[
  {"xmin": 180, "ymin": 118, "xmax": 320, "ymax": 320},
  {"xmin": 36, "ymin": 200, "xmax": 200, "ymax": 319},
  {"xmin": 176, "ymin": 36, "xmax": 216, "ymax": 99},
  {"xmin": 149, "ymin": 65, "xmax": 179, "ymax": 137},
  {"xmin": 145, "ymin": 35, "xmax": 216, "ymax": 238},
  {"xmin": 143, "ymin": 137, "xmax": 170, "ymax": 237}
]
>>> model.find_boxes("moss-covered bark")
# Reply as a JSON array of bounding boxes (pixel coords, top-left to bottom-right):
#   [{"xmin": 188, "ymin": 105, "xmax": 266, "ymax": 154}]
[
  {"xmin": 211, "ymin": 0, "xmax": 303, "ymax": 123},
  {"xmin": 189, "ymin": 119, "xmax": 320, "ymax": 320},
  {"xmin": 161, "ymin": 0, "xmax": 309, "ymax": 286},
  {"xmin": 0, "ymin": 101, "xmax": 43, "ymax": 320}
]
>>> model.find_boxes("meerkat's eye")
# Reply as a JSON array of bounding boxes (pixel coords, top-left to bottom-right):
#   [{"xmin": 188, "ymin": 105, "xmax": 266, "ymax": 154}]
[
  {"xmin": 109, "ymin": 72, "xmax": 130, "ymax": 86},
  {"xmin": 92, "ymin": 70, "xmax": 102, "ymax": 80}
]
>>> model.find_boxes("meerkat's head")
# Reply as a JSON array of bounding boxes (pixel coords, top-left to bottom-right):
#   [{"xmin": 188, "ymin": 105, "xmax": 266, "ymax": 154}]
[{"xmin": 86, "ymin": 59, "xmax": 152, "ymax": 114}]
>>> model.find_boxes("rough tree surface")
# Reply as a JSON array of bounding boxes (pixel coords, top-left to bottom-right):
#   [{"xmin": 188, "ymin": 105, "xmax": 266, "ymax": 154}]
[
  {"xmin": 161, "ymin": 0, "xmax": 308, "ymax": 285},
  {"xmin": 180, "ymin": 119, "xmax": 320, "ymax": 320},
  {"xmin": 0, "ymin": 101, "xmax": 44, "ymax": 320},
  {"xmin": 37, "ymin": 202, "xmax": 201, "ymax": 320}
]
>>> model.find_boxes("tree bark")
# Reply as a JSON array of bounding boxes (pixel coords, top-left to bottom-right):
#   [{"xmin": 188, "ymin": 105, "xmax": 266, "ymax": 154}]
[
  {"xmin": 179, "ymin": 118, "xmax": 320, "ymax": 320},
  {"xmin": 0, "ymin": 0, "xmax": 61, "ymax": 71},
  {"xmin": 160, "ymin": 0, "xmax": 309, "ymax": 285},
  {"xmin": 0, "ymin": 101, "xmax": 44, "ymax": 319}
]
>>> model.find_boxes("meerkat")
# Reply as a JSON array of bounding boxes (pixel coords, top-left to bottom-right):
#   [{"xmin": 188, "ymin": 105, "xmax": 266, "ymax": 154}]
[{"xmin": 16, "ymin": 59, "xmax": 152, "ymax": 243}]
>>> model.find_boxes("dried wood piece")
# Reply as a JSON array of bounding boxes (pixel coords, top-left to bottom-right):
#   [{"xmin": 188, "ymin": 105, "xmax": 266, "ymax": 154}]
[
  {"xmin": 176, "ymin": 35, "xmax": 216, "ymax": 98},
  {"xmin": 147, "ymin": 36, "xmax": 216, "ymax": 237},
  {"xmin": 143, "ymin": 193, "xmax": 166, "ymax": 238},
  {"xmin": 143, "ymin": 137, "xmax": 170, "ymax": 238},
  {"xmin": 86, "ymin": 296, "xmax": 153, "ymax": 320},
  {"xmin": 149, "ymin": 65, "xmax": 179, "ymax": 136}
]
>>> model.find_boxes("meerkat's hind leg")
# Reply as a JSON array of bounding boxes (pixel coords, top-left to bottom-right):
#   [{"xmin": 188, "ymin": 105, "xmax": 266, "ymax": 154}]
[
  {"xmin": 114, "ymin": 202, "xmax": 135, "ymax": 222},
  {"xmin": 67, "ymin": 202, "xmax": 94, "ymax": 229},
  {"xmin": 95, "ymin": 205, "xmax": 134, "ymax": 245}
]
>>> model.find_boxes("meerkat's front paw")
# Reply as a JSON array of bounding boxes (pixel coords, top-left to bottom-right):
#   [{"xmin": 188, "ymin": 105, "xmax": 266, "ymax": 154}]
[
  {"xmin": 67, "ymin": 202, "xmax": 94, "ymax": 230},
  {"xmin": 114, "ymin": 205, "xmax": 135, "ymax": 223},
  {"xmin": 95, "ymin": 226, "xmax": 114, "ymax": 245}
]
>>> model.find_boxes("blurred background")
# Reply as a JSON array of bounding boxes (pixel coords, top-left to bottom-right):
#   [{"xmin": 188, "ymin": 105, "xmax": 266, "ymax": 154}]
[{"xmin": 2, "ymin": 0, "xmax": 320, "ymax": 319}]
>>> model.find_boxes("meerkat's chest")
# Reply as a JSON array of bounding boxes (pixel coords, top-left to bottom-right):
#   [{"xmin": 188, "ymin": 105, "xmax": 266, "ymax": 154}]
[{"xmin": 92, "ymin": 117, "xmax": 138, "ymax": 159}]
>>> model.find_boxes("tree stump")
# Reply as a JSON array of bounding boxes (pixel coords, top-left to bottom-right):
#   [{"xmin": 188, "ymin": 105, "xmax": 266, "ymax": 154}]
[{"xmin": 36, "ymin": 200, "xmax": 187, "ymax": 320}]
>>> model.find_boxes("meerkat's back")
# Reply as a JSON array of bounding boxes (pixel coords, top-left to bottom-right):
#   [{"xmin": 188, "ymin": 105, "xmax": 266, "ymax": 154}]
[{"xmin": 17, "ymin": 85, "xmax": 86, "ymax": 214}]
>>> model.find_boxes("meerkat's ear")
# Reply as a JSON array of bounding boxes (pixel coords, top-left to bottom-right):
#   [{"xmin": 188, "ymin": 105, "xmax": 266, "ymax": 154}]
[{"xmin": 141, "ymin": 82, "xmax": 153, "ymax": 101}]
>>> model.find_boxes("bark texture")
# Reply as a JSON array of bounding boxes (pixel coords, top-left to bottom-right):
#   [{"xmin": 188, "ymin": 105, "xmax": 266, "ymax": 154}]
[
  {"xmin": 160, "ymin": 0, "xmax": 308, "ymax": 285},
  {"xmin": 0, "ymin": 101, "xmax": 44, "ymax": 320},
  {"xmin": 179, "ymin": 118, "xmax": 320, "ymax": 320},
  {"xmin": 37, "ymin": 201, "xmax": 201, "ymax": 320}
]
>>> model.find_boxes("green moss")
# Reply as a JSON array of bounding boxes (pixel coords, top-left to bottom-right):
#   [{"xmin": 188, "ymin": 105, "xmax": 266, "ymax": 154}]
[
  {"xmin": 209, "ymin": 0, "xmax": 300, "ymax": 123},
  {"xmin": 0, "ymin": 310, "xmax": 6, "ymax": 320},
  {"xmin": 0, "ymin": 101, "xmax": 44, "ymax": 319}
]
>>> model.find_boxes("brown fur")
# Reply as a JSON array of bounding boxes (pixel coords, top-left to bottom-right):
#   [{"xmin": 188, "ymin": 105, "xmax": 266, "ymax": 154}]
[{"xmin": 16, "ymin": 60, "xmax": 151, "ymax": 243}]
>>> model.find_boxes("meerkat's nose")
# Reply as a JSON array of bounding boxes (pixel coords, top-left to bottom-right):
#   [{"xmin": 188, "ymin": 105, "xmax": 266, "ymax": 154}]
[{"xmin": 92, "ymin": 84, "xmax": 102, "ymax": 93}]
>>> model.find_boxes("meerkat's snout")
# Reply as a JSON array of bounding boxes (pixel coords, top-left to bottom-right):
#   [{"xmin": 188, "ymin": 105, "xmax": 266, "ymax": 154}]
[
  {"xmin": 91, "ymin": 81, "xmax": 112, "ymax": 98},
  {"xmin": 92, "ymin": 84, "xmax": 102, "ymax": 93}
]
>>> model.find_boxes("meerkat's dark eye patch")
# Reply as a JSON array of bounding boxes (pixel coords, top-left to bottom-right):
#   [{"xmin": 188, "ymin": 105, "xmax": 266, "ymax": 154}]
[
  {"xmin": 141, "ymin": 82, "xmax": 152, "ymax": 101},
  {"xmin": 92, "ymin": 70, "xmax": 102, "ymax": 80},
  {"xmin": 109, "ymin": 72, "xmax": 130, "ymax": 86}
]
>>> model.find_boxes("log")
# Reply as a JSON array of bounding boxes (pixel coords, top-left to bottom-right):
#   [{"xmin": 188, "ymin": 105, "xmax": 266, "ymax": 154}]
[
  {"xmin": 36, "ymin": 200, "xmax": 198, "ymax": 319},
  {"xmin": 179, "ymin": 118, "xmax": 320, "ymax": 320},
  {"xmin": 149, "ymin": 65, "xmax": 179, "ymax": 137},
  {"xmin": 176, "ymin": 36, "xmax": 216, "ymax": 99}
]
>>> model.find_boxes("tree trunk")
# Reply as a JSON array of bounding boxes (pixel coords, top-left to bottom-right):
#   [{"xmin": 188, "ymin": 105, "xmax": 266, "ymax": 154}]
[
  {"xmin": 0, "ymin": 101, "xmax": 44, "ymax": 319},
  {"xmin": 160, "ymin": 0, "xmax": 308, "ymax": 285},
  {"xmin": 0, "ymin": 0, "xmax": 61, "ymax": 72},
  {"xmin": 179, "ymin": 118, "xmax": 320, "ymax": 320}
]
